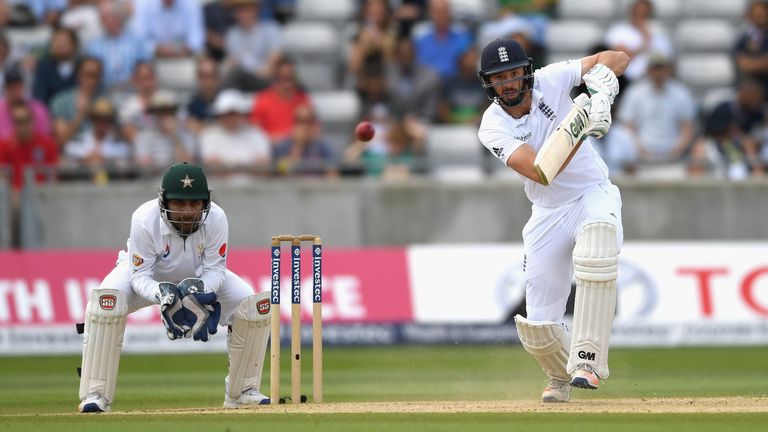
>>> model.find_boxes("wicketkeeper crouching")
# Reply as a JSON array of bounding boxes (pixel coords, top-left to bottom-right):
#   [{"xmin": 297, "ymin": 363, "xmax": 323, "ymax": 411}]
[{"xmin": 77, "ymin": 163, "xmax": 272, "ymax": 413}]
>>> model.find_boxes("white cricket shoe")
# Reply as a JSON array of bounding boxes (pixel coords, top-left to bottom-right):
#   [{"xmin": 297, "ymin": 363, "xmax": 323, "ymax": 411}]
[
  {"xmin": 79, "ymin": 393, "xmax": 111, "ymax": 413},
  {"xmin": 570, "ymin": 364, "xmax": 600, "ymax": 390},
  {"xmin": 223, "ymin": 388, "xmax": 270, "ymax": 408},
  {"xmin": 541, "ymin": 378, "xmax": 570, "ymax": 403}
]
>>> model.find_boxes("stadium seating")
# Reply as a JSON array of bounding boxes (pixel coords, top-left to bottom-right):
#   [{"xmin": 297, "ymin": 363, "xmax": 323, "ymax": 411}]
[
  {"xmin": 425, "ymin": 125, "xmax": 485, "ymax": 181},
  {"xmin": 5, "ymin": 25, "xmax": 51, "ymax": 54},
  {"xmin": 282, "ymin": 21, "xmax": 341, "ymax": 91},
  {"xmin": 545, "ymin": 20, "xmax": 603, "ymax": 54},
  {"xmin": 681, "ymin": 0, "xmax": 748, "ymax": 20},
  {"xmin": 294, "ymin": 0, "xmax": 356, "ymax": 24},
  {"xmin": 155, "ymin": 58, "xmax": 198, "ymax": 93},
  {"xmin": 676, "ymin": 54, "xmax": 735, "ymax": 91},
  {"xmin": 310, "ymin": 90, "xmax": 361, "ymax": 153},
  {"xmin": 558, "ymin": 0, "xmax": 617, "ymax": 21},
  {"xmin": 674, "ymin": 19, "xmax": 736, "ymax": 52}
]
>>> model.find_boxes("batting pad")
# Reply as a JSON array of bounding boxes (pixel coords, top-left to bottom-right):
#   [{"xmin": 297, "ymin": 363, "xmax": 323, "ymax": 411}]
[
  {"xmin": 227, "ymin": 292, "xmax": 271, "ymax": 399},
  {"xmin": 515, "ymin": 315, "xmax": 570, "ymax": 382},
  {"xmin": 568, "ymin": 222, "xmax": 618, "ymax": 378},
  {"xmin": 79, "ymin": 289, "xmax": 128, "ymax": 403}
]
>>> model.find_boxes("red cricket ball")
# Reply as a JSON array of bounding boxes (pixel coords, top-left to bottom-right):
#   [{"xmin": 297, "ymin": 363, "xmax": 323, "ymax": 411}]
[{"xmin": 355, "ymin": 121, "xmax": 375, "ymax": 142}]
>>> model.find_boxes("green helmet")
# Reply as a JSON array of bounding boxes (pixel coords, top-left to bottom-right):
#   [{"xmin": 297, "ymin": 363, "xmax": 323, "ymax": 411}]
[{"xmin": 158, "ymin": 163, "xmax": 211, "ymax": 236}]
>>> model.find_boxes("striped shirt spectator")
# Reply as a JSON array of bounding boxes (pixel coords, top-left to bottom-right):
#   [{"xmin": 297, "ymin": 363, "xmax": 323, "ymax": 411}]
[
  {"xmin": 131, "ymin": 0, "xmax": 205, "ymax": 58},
  {"xmin": 86, "ymin": 1, "xmax": 150, "ymax": 90}
]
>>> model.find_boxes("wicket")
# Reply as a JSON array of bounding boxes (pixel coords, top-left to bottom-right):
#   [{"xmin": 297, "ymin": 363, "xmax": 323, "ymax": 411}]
[{"xmin": 270, "ymin": 234, "xmax": 323, "ymax": 405}]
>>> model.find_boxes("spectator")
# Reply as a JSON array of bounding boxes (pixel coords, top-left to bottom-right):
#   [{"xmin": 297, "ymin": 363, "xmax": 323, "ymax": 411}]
[
  {"xmin": 1, "ymin": 31, "xmax": 24, "ymax": 94},
  {"xmin": 0, "ymin": 102, "xmax": 58, "ymax": 191},
  {"xmin": 393, "ymin": 0, "xmax": 426, "ymax": 37},
  {"xmin": 273, "ymin": 104, "xmax": 336, "ymax": 177},
  {"xmin": 0, "ymin": 102, "xmax": 58, "ymax": 247},
  {"xmin": 412, "ymin": 0, "xmax": 473, "ymax": 81},
  {"xmin": 615, "ymin": 54, "xmax": 696, "ymax": 174},
  {"xmin": 690, "ymin": 78, "xmax": 766, "ymax": 180},
  {"xmin": 117, "ymin": 61, "xmax": 166, "ymax": 143},
  {"xmin": 221, "ymin": 0, "xmax": 282, "ymax": 92},
  {"xmin": 133, "ymin": 90, "xmax": 196, "ymax": 169},
  {"xmin": 348, "ymin": 0, "xmax": 397, "ymax": 84},
  {"xmin": 186, "ymin": 56, "xmax": 221, "ymax": 134},
  {"xmin": 344, "ymin": 112, "xmax": 426, "ymax": 179},
  {"xmin": 356, "ymin": 54, "xmax": 394, "ymax": 127},
  {"xmin": 734, "ymin": 0, "xmax": 768, "ymax": 97},
  {"xmin": 493, "ymin": 0, "xmax": 557, "ymax": 49},
  {"xmin": 32, "ymin": 26, "xmax": 80, "ymax": 106},
  {"xmin": 50, "ymin": 56, "xmax": 103, "ymax": 147},
  {"xmin": 604, "ymin": 0, "xmax": 673, "ymax": 82},
  {"xmin": 24, "ymin": 0, "xmax": 67, "ymax": 25},
  {"xmin": 86, "ymin": 1, "xmax": 151, "ymax": 91},
  {"xmin": 249, "ymin": 56, "xmax": 309, "ymax": 143},
  {"xmin": 385, "ymin": 35, "xmax": 440, "ymax": 122},
  {"xmin": 201, "ymin": 89, "xmax": 271, "ymax": 171},
  {"xmin": 62, "ymin": 97, "xmax": 131, "ymax": 177},
  {"xmin": 0, "ymin": 67, "xmax": 51, "ymax": 141},
  {"xmin": 478, "ymin": 12, "xmax": 544, "ymax": 70},
  {"xmin": 0, "ymin": 1, "xmax": 9, "ymax": 29},
  {"xmin": 203, "ymin": 0, "xmax": 235, "ymax": 61},
  {"xmin": 436, "ymin": 46, "xmax": 488, "ymax": 125},
  {"xmin": 60, "ymin": 0, "xmax": 104, "ymax": 44},
  {"xmin": 131, "ymin": 0, "xmax": 204, "ymax": 58}
]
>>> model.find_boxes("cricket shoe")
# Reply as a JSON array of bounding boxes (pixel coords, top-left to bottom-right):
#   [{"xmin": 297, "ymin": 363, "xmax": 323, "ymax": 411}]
[
  {"xmin": 223, "ymin": 388, "xmax": 270, "ymax": 408},
  {"xmin": 541, "ymin": 378, "xmax": 570, "ymax": 403},
  {"xmin": 79, "ymin": 393, "xmax": 111, "ymax": 413},
  {"xmin": 570, "ymin": 364, "xmax": 599, "ymax": 390}
]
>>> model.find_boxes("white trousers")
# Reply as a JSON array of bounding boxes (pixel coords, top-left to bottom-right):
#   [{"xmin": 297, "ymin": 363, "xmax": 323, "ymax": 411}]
[
  {"xmin": 99, "ymin": 261, "xmax": 254, "ymax": 326},
  {"xmin": 522, "ymin": 182, "xmax": 623, "ymax": 323}
]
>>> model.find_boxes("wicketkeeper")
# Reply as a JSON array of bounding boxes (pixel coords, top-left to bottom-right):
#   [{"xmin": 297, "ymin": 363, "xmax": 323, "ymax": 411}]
[
  {"xmin": 476, "ymin": 39, "xmax": 629, "ymax": 402},
  {"xmin": 78, "ymin": 162, "xmax": 271, "ymax": 412}
]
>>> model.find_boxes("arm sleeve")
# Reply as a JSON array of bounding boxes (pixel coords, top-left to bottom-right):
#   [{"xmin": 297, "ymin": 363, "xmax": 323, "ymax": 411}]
[
  {"xmin": 199, "ymin": 210, "xmax": 228, "ymax": 293},
  {"xmin": 537, "ymin": 60, "xmax": 582, "ymax": 93},
  {"xmin": 478, "ymin": 126, "xmax": 525, "ymax": 167},
  {"xmin": 127, "ymin": 217, "xmax": 161, "ymax": 304}
]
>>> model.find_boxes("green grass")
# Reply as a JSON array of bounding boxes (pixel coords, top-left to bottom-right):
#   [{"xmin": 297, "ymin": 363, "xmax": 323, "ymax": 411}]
[{"xmin": 1, "ymin": 346, "xmax": 767, "ymax": 431}]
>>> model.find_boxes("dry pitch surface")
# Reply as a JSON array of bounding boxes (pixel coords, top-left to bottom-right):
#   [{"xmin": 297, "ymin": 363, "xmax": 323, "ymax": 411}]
[{"xmin": 28, "ymin": 397, "xmax": 763, "ymax": 416}]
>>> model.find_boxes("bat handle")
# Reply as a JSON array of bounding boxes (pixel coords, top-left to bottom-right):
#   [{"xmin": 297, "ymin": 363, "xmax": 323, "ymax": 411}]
[{"xmin": 574, "ymin": 93, "xmax": 591, "ymax": 108}]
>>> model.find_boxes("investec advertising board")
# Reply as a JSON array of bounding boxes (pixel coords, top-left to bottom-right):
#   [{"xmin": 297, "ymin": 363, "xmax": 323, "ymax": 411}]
[{"xmin": 0, "ymin": 243, "xmax": 766, "ymax": 354}]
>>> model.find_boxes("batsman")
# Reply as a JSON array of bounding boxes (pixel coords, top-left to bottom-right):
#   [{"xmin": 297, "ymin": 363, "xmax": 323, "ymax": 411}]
[
  {"xmin": 78, "ymin": 162, "xmax": 272, "ymax": 412},
  {"xmin": 476, "ymin": 39, "xmax": 629, "ymax": 402}
]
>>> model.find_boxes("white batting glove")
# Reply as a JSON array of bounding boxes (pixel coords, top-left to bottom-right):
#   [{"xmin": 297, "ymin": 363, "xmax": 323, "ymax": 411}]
[
  {"xmin": 582, "ymin": 64, "xmax": 620, "ymax": 105},
  {"xmin": 585, "ymin": 93, "xmax": 612, "ymax": 139}
]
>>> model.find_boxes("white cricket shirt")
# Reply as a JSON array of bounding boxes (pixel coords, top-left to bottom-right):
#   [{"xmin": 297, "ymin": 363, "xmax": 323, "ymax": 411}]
[
  {"xmin": 478, "ymin": 59, "xmax": 610, "ymax": 207},
  {"xmin": 120, "ymin": 200, "xmax": 228, "ymax": 303}
]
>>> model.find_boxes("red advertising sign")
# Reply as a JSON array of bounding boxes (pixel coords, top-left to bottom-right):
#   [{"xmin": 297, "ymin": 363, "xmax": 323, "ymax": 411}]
[{"xmin": 0, "ymin": 248, "xmax": 413, "ymax": 327}]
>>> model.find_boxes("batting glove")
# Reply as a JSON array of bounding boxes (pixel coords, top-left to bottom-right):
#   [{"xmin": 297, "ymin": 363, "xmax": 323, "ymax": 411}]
[
  {"xmin": 157, "ymin": 282, "xmax": 190, "ymax": 340},
  {"xmin": 582, "ymin": 64, "xmax": 620, "ymax": 105},
  {"xmin": 584, "ymin": 93, "xmax": 612, "ymax": 139},
  {"xmin": 178, "ymin": 278, "xmax": 222, "ymax": 342}
]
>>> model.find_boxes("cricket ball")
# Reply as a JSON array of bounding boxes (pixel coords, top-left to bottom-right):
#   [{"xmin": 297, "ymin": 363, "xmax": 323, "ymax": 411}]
[{"xmin": 355, "ymin": 121, "xmax": 375, "ymax": 142}]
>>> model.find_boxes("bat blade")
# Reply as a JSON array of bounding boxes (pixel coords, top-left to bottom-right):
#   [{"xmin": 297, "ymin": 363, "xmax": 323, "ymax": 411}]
[{"xmin": 533, "ymin": 95, "xmax": 591, "ymax": 185}]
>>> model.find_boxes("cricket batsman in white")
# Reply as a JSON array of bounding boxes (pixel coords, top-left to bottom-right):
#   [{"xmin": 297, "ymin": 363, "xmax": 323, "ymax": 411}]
[
  {"xmin": 477, "ymin": 39, "xmax": 629, "ymax": 402},
  {"xmin": 78, "ymin": 162, "xmax": 272, "ymax": 412}
]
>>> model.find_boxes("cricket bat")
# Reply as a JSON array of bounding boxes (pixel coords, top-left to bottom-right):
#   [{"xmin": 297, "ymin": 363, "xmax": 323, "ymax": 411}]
[{"xmin": 533, "ymin": 94, "xmax": 591, "ymax": 185}]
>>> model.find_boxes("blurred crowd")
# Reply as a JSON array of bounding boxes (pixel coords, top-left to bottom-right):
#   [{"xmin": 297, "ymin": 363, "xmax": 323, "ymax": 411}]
[{"xmin": 1, "ymin": 0, "xmax": 768, "ymax": 191}]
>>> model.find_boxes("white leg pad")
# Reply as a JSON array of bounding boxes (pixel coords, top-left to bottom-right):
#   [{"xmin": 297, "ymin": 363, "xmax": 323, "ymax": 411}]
[
  {"xmin": 226, "ymin": 292, "xmax": 271, "ymax": 400},
  {"xmin": 515, "ymin": 315, "xmax": 570, "ymax": 382},
  {"xmin": 567, "ymin": 222, "xmax": 618, "ymax": 378},
  {"xmin": 79, "ymin": 289, "xmax": 128, "ymax": 404}
]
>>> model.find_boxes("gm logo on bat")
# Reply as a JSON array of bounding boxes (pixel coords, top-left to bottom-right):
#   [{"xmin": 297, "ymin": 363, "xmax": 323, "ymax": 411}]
[{"xmin": 567, "ymin": 109, "xmax": 588, "ymax": 146}]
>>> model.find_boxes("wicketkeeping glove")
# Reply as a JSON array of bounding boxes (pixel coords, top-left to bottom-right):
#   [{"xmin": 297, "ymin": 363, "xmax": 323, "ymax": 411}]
[
  {"xmin": 178, "ymin": 278, "xmax": 221, "ymax": 342},
  {"xmin": 157, "ymin": 282, "xmax": 190, "ymax": 340}
]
